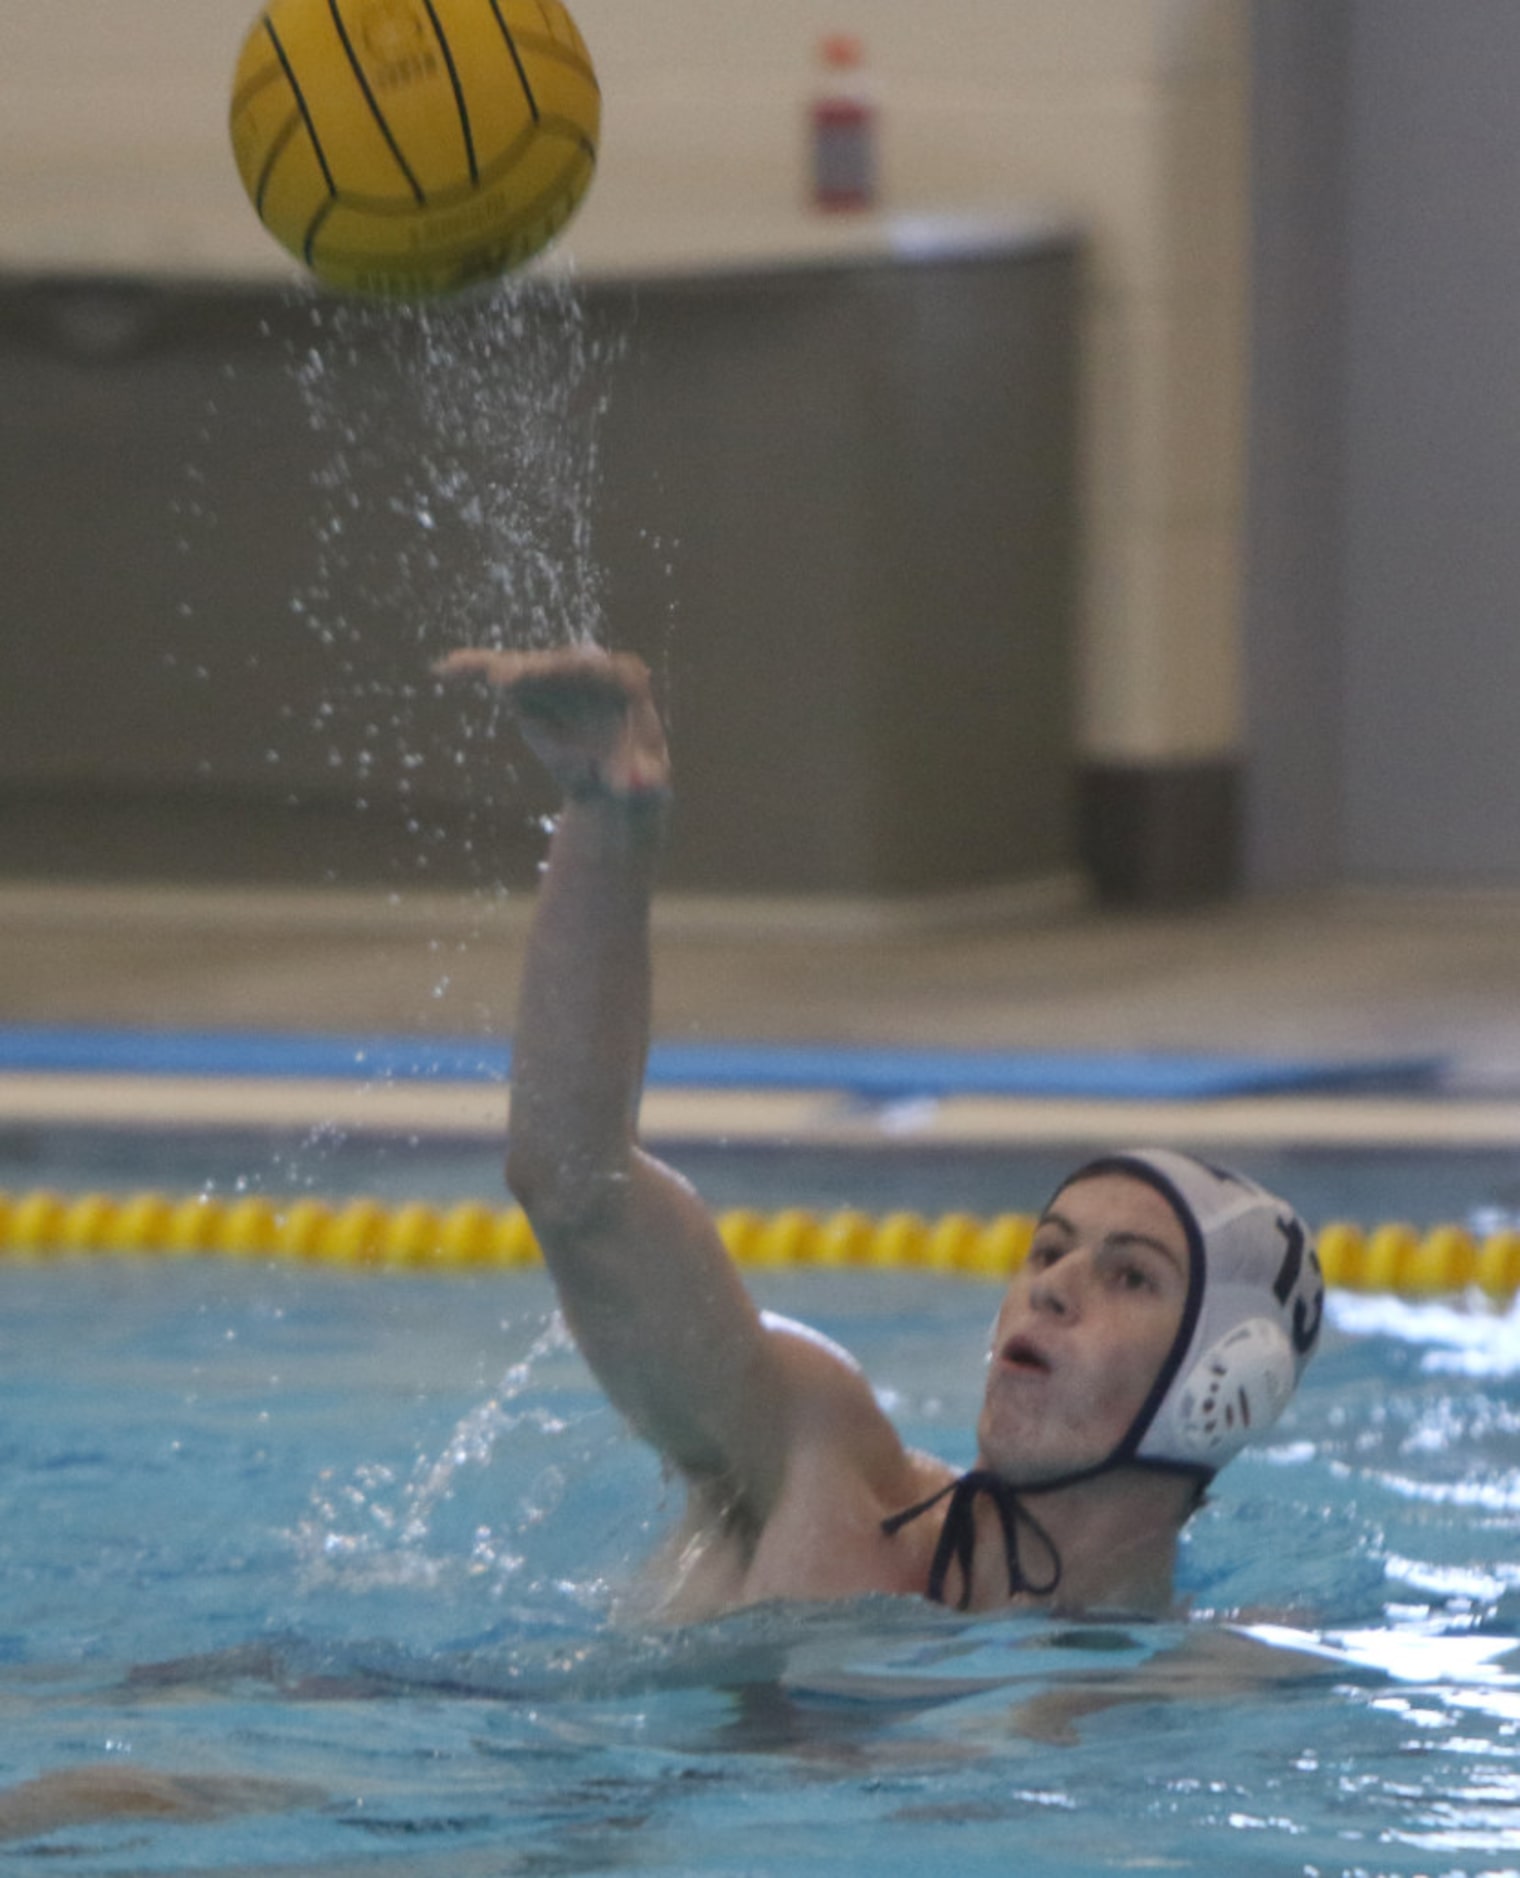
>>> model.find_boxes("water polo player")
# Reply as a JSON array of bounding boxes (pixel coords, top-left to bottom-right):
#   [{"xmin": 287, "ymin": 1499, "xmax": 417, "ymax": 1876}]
[{"xmin": 439, "ymin": 645, "xmax": 1326, "ymax": 1619}]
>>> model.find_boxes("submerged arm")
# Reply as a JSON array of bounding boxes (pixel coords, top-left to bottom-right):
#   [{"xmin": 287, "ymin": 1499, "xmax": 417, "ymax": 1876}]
[
  {"xmin": 1008, "ymin": 1624, "xmax": 1343, "ymax": 1744},
  {"xmin": 0, "ymin": 1768, "xmax": 321, "ymax": 1843}
]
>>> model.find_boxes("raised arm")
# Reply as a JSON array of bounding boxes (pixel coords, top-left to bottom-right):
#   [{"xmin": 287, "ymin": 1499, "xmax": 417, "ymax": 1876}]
[{"xmin": 437, "ymin": 648, "xmax": 896, "ymax": 1532}]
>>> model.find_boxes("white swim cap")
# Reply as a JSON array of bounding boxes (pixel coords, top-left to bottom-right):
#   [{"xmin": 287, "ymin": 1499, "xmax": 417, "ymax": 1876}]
[{"xmin": 1052, "ymin": 1149, "xmax": 1324, "ymax": 1478}]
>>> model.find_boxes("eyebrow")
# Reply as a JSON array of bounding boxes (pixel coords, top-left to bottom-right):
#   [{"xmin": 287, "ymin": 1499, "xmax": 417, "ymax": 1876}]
[{"xmin": 1036, "ymin": 1210, "xmax": 1186, "ymax": 1276}]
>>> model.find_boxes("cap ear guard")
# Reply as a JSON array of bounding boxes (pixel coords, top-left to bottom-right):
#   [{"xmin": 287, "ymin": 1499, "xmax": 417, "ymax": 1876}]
[
  {"xmin": 1055, "ymin": 1150, "xmax": 1323, "ymax": 1481},
  {"xmin": 1160, "ymin": 1317, "xmax": 1298, "ymax": 1465}
]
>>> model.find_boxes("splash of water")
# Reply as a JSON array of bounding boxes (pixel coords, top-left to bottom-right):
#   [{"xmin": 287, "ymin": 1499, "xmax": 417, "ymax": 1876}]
[
  {"xmin": 292, "ymin": 1312, "xmax": 598, "ymax": 1598},
  {"xmin": 292, "ymin": 272, "xmax": 619, "ymax": 658},
  {"xmin": 270, "ymin": 271, "xmax": 625, "ymax": 902}
]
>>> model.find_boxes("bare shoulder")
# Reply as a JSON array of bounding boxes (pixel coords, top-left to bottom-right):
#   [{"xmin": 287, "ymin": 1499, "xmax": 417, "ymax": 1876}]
[
  {"xmin": 640, "ymin": 1311, "xmax": 949, "ymax": 1617},
  {"xmin": 757, "ymin": 1310, "xmax": 933, "ymax": 1503}
]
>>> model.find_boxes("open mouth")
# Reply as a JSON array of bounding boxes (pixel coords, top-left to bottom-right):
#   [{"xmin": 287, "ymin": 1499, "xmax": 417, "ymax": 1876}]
[{"xmin": 1000, "ymin": 1336, "xmax": 1051, "ymax": 1374}]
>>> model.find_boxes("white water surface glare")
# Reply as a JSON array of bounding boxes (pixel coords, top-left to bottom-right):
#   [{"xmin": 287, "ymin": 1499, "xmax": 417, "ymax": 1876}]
[{"xmin": 3, "ymin": 1258, "xmax": 1519, "ymax": 1876}]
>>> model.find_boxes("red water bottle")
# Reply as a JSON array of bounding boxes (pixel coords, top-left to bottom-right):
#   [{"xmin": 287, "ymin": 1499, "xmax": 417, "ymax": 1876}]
[{"xmin": 810, "ymin": 34, "xmax": 877, "ymax": 211}]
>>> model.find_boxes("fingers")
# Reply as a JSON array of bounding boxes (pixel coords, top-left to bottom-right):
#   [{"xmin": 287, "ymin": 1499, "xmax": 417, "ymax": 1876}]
[
  {"xmin": 433, "ymin": 647, "xmax": 559, "ymax": 686},
  {"xmin": 437, "ymin": 648, "xmax": 657, "ymax": 737},
  {"xmin": 433, "ymin": 646, "xmax": 649, "ymax": 698},
  {"xmin": 431, "ymin": 647, "xmax": 515, "ymax": 681}
]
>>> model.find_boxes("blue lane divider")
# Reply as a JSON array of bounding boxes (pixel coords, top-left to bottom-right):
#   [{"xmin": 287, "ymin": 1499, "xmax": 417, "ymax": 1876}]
[{"xmin": 0, "ymin": 1026, "xmax": 1441, "ymax": 1100}]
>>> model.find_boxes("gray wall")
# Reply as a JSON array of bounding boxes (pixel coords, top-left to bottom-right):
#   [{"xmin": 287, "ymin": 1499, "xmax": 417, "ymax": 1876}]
[
  {"xmin": 1249, "ymin": 0, "xmax": 1520, "ymax": 889},
  {"xmin": 1244, "ymin": 0, "xmax": 1351, "ymax": 890},
  {"xmin": 1340, "ymin": 0, "xmax": 1520, "ymax": 883},
  {"xmin": 0, "ymin": 244, "xmax": 1079, "ymax": 898}
]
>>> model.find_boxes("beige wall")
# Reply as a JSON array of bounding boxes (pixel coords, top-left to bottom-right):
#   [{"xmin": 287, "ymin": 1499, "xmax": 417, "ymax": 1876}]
[{"xmin": 0, "ymin": 0, "xmax": 1247, "ymax": 767}]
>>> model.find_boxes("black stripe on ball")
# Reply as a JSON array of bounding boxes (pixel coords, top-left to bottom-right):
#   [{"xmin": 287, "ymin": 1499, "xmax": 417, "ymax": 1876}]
[
  {"xmin": 528, "ymin": 0, "xmax": 586, "ymax": 69},
  {"xmin": 486, "ymin": 0, "xmax": 540, "ymax": 122},
  {"xmin": 303, "ymin": 194, "xmax": 339, "ymax": 268},
  {"xmin": 419, "ymin": 0, "xmax": 478, "ymax": 185},
  {"xmin": 512, "ymin": 29, "xmax": 598, "ymax": 93},
  {"xmin": 230, "ymin": 56, "xmax": 287, "ymax": 125},
  {"xmin": 326, "ymin": 0, "xmax": 426, "ymax": 204},
  {"xmin": 472, "ymin": 112, "xmax": 595, "ymax": 188},
  {"xmin": 541, "ymin": 117, "xmax": 596, "ymax": 169},
  {"xmin": 264, "ymin": 17, "xmax": 338, "ymax": 196},
  {"xmin": 322, "ymin": 117, "xmax": 533, "ymax": 215},
  {"xmin": 318, "ymin": 144, "xmax": 589, "ymax": 280},
  {"xmin": 324, "ymin": 105, "xmax": 595, "ymax": 218},
  {"xmin": 255, "ymin": 109, "xmax": 307, "ymax": 217}
]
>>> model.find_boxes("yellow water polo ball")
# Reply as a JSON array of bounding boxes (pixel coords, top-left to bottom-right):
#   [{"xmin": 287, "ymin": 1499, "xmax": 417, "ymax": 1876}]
[{"xmin": 229, "ymin": 0, "xmax": 599, "ymax": 297}]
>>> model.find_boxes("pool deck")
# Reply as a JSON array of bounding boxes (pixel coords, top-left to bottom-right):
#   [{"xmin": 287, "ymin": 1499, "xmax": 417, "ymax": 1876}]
[{"xmin": 3, "ymin": 879, "xmax": 1520, "ymax": 1150}]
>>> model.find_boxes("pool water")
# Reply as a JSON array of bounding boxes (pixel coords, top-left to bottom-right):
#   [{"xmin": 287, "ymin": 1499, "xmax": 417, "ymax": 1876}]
[{"xmin": 3, "ymin": 1249, "xmax": 1519, "ymax": 1875}]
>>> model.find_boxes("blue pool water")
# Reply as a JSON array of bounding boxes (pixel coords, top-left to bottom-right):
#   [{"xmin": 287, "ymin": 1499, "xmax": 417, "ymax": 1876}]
[{"xmin": 3, "ymin": 1138, "xmax": 1520, "ymax": 1873}]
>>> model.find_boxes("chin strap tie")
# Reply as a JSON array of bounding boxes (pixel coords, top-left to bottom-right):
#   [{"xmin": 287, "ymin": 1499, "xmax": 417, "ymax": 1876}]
[{"xmin": 881, "ymin": 1469, "xmax": 1063, "ymax": 1610}]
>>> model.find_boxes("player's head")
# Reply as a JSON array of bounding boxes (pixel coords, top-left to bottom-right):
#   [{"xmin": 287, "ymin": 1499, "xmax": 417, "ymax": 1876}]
[{"xmin": 981, "ymin": 1149, "xmax": 1323, "ymax": 1493}]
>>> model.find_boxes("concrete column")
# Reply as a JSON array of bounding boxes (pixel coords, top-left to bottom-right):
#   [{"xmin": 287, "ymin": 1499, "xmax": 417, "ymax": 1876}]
[{"xmin": 1076, "ymin": 0, "xmax": 1251, "ymax": 902}]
